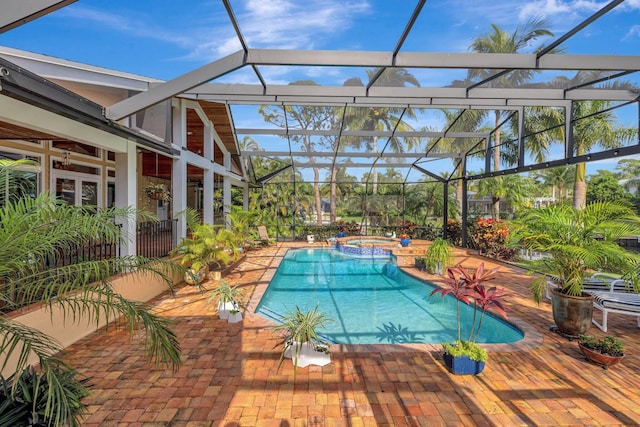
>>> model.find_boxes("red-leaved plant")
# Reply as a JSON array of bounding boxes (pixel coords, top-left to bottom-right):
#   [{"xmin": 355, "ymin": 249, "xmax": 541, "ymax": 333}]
[{"xmin": 430, "ymin": 263, "xmax": 508, "ymax": 358}]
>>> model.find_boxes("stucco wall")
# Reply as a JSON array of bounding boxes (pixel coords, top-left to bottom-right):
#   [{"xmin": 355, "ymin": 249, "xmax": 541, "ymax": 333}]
[{"xmin": 1, "ymin": 263, "xmax": 183, "ymax": 377}]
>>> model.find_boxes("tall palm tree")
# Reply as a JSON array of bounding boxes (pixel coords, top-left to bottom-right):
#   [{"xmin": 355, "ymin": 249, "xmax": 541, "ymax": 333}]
[
  {"xmin": 343, "ymin": 68, "xmax": 421, "ymax": 194},
  {"xmin": 0, "ymin": 160, "xmax": 182, "ymax": 426},
  {"xmin": 468, "ymin": 18, "xmax": 554, "ymax": 214},
  {"xmin": 434, "ymin": 109, "xmax": 487, "ymax": 219},
  {"xmin": 570, "ymin": 100, "xmax": 637, "ymax": 209},
  {"xmin": 530, "ymin": 71, "xmax": 639, "ymax": 209}
]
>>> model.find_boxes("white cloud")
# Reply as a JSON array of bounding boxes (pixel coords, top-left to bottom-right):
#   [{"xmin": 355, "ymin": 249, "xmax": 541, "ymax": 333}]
[
  {"xmin": 623, "ymin": 25, "xmax": 640, "ymax": 40},
  {"xmin": 59, "ymin": 7, "xmax": 194, "ymax": 47},
  {"xmin": 235, "ymin": 0, "xmax": 371, "ymax": 50},
  {"xmin": 59, "ymin": 1, "xmax": 372, "ymax": 64},
  {"xmin": 623, "ymin": 0, "xmax": 640, "ymax": 9},
  {"xmin": 519, "ymin": 0, "xmax": 606, "ymax": 21}
]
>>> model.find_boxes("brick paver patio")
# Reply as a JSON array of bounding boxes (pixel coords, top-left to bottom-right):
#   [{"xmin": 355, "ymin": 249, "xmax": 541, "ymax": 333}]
[{"xmin": 65, "ymin": 242, "xmax": 640, "ymax": 426}]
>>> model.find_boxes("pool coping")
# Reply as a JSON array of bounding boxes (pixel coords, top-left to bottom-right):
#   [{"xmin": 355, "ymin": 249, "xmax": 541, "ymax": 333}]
[{"xmin": 243, "ymin": 245, "xmax": 543, "ymax": 354}]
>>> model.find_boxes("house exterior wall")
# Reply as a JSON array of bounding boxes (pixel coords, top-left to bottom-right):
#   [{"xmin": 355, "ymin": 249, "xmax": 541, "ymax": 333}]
[{"xmin": 1, "ymin": 263, "xmax": 183, "ymax": 377}]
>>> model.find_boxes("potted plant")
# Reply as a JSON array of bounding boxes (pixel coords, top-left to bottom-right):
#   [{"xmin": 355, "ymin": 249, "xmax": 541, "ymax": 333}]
[
  {"xmin": 272, "ymin": 304, "xmax": 333, "ymax": 379},
  {"xmin": 423, "ymin": 238, "xmax": 454, "ymax": 275},
  {"xmin": 207, "ymin": 279, "xmax": 243, "ymax": 320},
  {"xmin": 511, "ymin": 201, "xmax": 640, "ymax": 336},
  {"xmin": 399, "ymin": 233, "xmax": 411, "ymax": 247},
  {"xmin": 577, "ymin": 334, "xmax": 624, "ymax": 369},
  {"xmin": 171, "ymin": 223, "xmax": 234, "ymax": 285},
  {"xmin": 430, "ymin": 263, "xmax": 508, "ymax": 375},
  {"xmin": 227, "ymin": 304, "xmax": 243, "ymax": 323},
  {"xmin": 144, "ymin": 182, "xmax": 171, "ymax": 201},
  {"xmin": 225, "ymin": 204, "xmax": 262, "ymax": 250},
  {"xmin": 0, "ymin": 160, "xmax": 182, "ymax": 425}
]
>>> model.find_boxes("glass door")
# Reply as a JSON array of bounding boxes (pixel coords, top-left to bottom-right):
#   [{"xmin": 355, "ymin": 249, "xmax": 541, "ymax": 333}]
[
  {"xmin": 55, "ymin": 177, "xmax": 76, "ymax": 205},
  {"xmin": 52, "ymin": 171, "xmax": 101, "ymax": 207},
  {"xmin": 81, "ymin": 180, "xmax": 98, "ymax": 206}
]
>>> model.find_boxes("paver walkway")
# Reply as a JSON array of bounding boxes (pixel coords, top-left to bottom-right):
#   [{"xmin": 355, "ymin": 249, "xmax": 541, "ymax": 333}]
[{"xmin": 65, "ymin": 242, "xmax": 640, "ymax": 426}]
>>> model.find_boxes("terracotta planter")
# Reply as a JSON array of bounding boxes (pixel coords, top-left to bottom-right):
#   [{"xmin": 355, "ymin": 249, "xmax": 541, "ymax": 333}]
[
  {"xmin": 550, "ymin": 288, "xmax": 594, "ymax": 336},
  {"xmin": 579, "ymin": 343, "xmax": 624, "ymax": 369}
]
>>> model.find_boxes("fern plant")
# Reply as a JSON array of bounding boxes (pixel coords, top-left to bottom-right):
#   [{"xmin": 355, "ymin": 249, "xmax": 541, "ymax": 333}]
[
  {"xmin": 0, "ymin": 160, "xmax": 183, "ymax": 426},
  {"xmin": 510, "ymin": 201, "xmax": 640, "ymax": 302}
]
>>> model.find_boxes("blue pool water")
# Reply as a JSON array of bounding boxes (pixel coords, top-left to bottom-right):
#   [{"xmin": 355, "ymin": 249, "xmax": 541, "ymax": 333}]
[{"xmin": 255, "ymin": 248, "xmax": 524, "ymax": 345}]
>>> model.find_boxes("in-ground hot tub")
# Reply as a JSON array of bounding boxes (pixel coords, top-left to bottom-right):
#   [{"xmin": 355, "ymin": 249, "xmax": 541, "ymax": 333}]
[{"xmin": 333, "ymin": 236, "xmax": 399, "ymax": 257}]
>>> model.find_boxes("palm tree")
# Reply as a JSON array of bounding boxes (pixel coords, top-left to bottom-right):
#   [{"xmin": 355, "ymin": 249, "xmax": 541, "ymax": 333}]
[
  {"xmin": 616, "ymin": 158, "xmax": 640, "ymax": 195},
  {"xmin": 0, "ymin": 160, "xmax": 182, "ymax": 426},
  {"xmin": 512, "ymin": 201, "xmax": 640, "ymax": 301},
  {"xmin": 434, "ymin": 109, "xmax": 487, "ymax": 219},
  {"xmin": 534, "ymin": 166, "xmax": 574, "ymax": 202},
  {"xmin": 468, "ymin": 18, "xmax": 555, "ymax": 214},
  {"xmin": 343, "ymin": 68, "xmax": 421, "ymax": 194},
  {"xmin": 571, "ymin": 101, "xmax": 637, "ymax": 209},
  {"xmin": 529, "ymin": 71, "xmax": 639, "ymax": 209},
  {"xmin": 476, "ymin": 174, "xmax": 533, "ymax": 219}
]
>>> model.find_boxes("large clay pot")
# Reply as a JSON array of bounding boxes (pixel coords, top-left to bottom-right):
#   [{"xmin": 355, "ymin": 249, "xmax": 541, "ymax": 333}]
[
  {"xmin": 184, "ymin": 265, "xmax": 209, "ymax": 285},
  {"xmin": 550, "ymin": 288, "xmax": 594, "ymax": 336}
]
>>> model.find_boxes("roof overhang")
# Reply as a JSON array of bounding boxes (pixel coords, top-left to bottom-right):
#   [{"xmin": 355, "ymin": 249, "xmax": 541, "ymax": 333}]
[
  {"xmin": 0, "ymin": 1, "xmax": 77, "ymax": 34},
  {"xmin": 0, "ymin": 56, "xmax": 177, "ymax": 155}
]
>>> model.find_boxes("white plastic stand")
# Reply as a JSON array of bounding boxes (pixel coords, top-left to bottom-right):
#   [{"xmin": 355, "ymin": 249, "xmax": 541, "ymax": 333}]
[
  {"xmin": 227, "ymin": 311, "xmax": 243, "ymax": 323},
  {"xmin": 218, "ymin": 301, "xmax": 235, "ymax": 320},
  {"xmin": 284, "ymin": 341, "xmax": 331, "ymax": 367}
]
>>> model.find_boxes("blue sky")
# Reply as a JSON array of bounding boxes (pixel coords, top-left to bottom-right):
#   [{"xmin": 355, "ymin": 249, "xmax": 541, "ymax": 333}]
[
  {"xmin": 3, "ymin": 0, "xmax": 639, "ymax": 82},
  {"xmin": 1, "ymin": 0, "xmax": 639, "ymax": 179}
]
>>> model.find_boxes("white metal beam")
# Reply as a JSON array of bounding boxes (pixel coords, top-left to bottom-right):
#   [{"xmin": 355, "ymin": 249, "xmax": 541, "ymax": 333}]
[
  {"xmin": 108, "ymin": 48, "xmax": 640, "ymax": 123},
  {"xmin": 292, "ymin": 162, "xmax": 417, "ymax": 168},
  {"xmin": 187, "ymin": 83, "xmax": 638, "ymax": 106},
  {"xmin": 106, "ymin": 50, "xmax": 247, "ymax": 120},
  {"xmin": 0, "ymin": 0, "xmax": 76, "ymax": 34},
  {"xmin": 243, "ymin": 151, "xmax": 458, "ymax": 159},
  {"xmin": 0, "ymin": 94, "xmax": 128, "ymax": 152}
]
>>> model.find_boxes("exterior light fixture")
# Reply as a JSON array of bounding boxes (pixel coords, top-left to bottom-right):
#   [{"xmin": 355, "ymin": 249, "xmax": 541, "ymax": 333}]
[{"xmin": 62, "ymin": 151, "xmax": 71, "ymax": 169}]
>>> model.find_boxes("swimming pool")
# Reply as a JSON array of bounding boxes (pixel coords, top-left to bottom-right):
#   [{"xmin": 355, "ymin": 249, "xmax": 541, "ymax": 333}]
[{"xmin": 255, "ymin": 248, "xmax": 524, "ymax": 345}]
